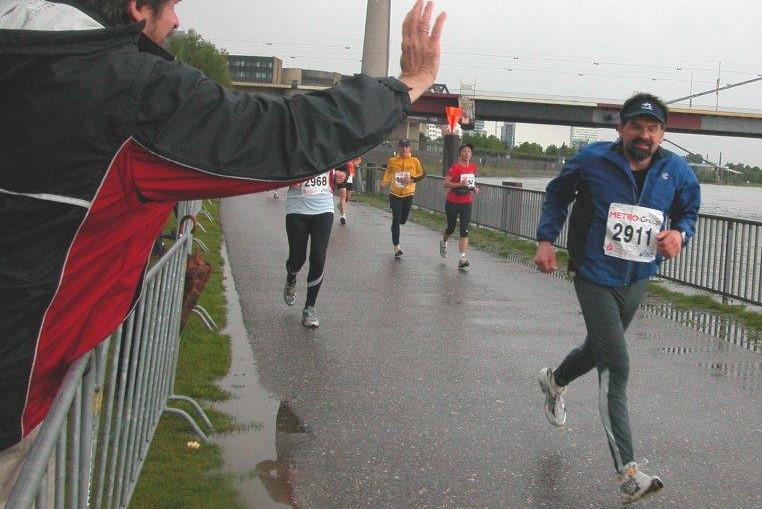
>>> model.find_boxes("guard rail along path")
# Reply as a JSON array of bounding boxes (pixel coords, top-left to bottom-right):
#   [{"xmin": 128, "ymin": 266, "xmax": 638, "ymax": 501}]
[
  {"xmin": 363, "ymin": 166, "xmax": 761, "ymax": 307},
  {"xmin": 6, "ymin": 200, "xmax": 214, "ymax": 509}
]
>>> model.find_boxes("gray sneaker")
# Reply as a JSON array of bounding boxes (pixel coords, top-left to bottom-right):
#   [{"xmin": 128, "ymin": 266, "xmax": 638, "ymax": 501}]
[
  {"xmin": 538, "ymin": 367, "xmax": 567, "ymax": 427},
  {"xmin": 302, "ymin": 306, "xmax": 319, "ymax": 328},
  {"xmin": 439, "ymin": 240, "xmax": 447, "ymax": 258},
  {"xmin": 618, "ymin": 462, "xmax": 664, "ymax": 505},
  {"xmin": 458, "ymin": 257, "xmax": 469, "ymax": 269},
  {"xmin": 283, "ymin": 281, "xmax": 296, "ymax": 306}
]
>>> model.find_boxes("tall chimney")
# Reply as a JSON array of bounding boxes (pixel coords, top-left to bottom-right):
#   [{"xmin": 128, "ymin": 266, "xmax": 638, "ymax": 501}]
[{"xmin": 360, "ymin": 0, "xmax": 391, "ymax": 77}]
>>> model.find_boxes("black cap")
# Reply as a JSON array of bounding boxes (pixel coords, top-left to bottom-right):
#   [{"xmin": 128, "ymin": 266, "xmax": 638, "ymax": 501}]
[
  {"xmin": 398, "ymin": 138, "xmax": 411, "ymax": 146},
  {"xmin": 620, "ymin": 100, "xmax": 667, "ymax": 124}
]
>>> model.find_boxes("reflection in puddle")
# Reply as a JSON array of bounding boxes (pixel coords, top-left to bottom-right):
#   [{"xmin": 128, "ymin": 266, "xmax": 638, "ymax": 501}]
[
  {"xmin": 218, "ymin": 244, "xmax": 304, "ymax": 509},
  {"xmin": 477, "ymin": 252, "xmax": 760, "ymax": 352},
  {"xmin": 697, "ymin": 362, "xmax": 762, "ymax": 392},
  {"xmin": 642, "ymin": 302, "xmax": 760, "ymax": 352},
  {"xmin": 658, "ymin": 346, "xmax": 720, "ymax": 354},
  {"xmin": 255, "ymin": 401, "xmax": 310, "ymax": 509}
]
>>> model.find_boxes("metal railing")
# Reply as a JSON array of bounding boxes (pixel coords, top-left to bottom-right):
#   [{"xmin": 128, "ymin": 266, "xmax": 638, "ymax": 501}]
[
  {"xmin": 365, "ymin": 167, "xmax": 762, "ymax": 306},
  {"xmin": 6, "ymin": 201, "xmax": 213, "ymax": 509}
]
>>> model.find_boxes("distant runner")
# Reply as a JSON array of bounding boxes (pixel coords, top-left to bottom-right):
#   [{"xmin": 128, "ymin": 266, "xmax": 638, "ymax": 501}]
[
  {"xmin": 440, "ymin": 143, "xmax": 479, "ymax": 269},
  {"xmin": 381, "ymin": 139, "xmax": 426, "ymax": 258},
  {"xmin": 336, "ymin": 156, "xmax": 361, "ymax": 224}
]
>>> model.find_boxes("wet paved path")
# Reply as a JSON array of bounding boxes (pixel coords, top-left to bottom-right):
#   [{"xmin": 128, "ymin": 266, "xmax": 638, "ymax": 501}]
[{"xmin": 219, "ymin": 192, "xmax": 761, "ymax": 509}]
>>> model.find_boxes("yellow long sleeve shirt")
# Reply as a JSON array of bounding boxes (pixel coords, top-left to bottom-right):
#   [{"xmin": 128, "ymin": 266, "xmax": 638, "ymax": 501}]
[{"xmin": 382, "ymin": 155, "xmax": 426, "ymax": 198}]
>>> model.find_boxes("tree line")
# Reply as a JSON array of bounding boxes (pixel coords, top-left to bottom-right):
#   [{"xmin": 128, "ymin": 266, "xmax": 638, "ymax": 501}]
[
  {"xmin": 418, "ymin": 133, "xmax": 579, "ymax": 161},
  {"xmin": 684, "ymin": 153, "xmax": 762, "ymax": 184}
]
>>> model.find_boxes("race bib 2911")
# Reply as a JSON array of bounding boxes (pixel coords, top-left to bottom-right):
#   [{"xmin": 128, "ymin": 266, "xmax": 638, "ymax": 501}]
[{"xmin": 604, "ymin": 203, "xmax": 664, "ymax": 262}]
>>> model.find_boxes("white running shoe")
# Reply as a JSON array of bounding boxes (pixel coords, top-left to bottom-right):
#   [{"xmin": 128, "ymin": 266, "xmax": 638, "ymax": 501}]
[
  {"xmin": 618, "ymin": 462, "xmax": 664, "ymax": 505},
  {"xmin": 302, "ymin": 306, "xmax": 319, "ymax": 328},
  {"xmin": 439, "ymin": 240, "xmax": 447, "ymax": 258},
  {"xmin": 394, "ymin": 245, "xmax": 403, "ymax": 258},
  {"xmin": 538, "ymin": 367, "xmax": 567, "ymax": 427}
]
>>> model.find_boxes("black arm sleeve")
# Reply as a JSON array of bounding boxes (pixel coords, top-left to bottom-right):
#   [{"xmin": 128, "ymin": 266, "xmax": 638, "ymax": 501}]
[{"xmin": 132, "ymin": 60, "xmax": 411, "ymax": 182}]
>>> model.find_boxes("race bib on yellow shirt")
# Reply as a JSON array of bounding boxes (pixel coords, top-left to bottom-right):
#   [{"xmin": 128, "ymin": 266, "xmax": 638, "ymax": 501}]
[
  {"xmin": 604, "ymin": 203, "xmax": 664, "ymax": 262},
  {"xmin": 394, "ymin": 171, "xmax": 410, "ymax": 187},
  {"xmin": 301, "ymin": 172, "xmax": 331, "ymax": 197}
]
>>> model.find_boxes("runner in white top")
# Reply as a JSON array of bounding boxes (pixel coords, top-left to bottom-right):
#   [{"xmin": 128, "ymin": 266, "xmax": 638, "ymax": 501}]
[{"xmin": 282, "ymin": 170, "xmax": 345, "ymax": 327}]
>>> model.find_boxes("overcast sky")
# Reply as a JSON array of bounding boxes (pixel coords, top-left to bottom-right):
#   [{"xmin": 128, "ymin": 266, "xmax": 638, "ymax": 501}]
[{"xmin": 177, "ymin": 0, "xmax": 762, "ymax": 167}]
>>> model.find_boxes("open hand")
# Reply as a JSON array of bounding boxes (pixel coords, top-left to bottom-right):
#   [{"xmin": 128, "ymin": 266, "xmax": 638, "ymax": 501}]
[{"xmin": 398, "ymin": 1, "xmax": 447, "ymax": 102}]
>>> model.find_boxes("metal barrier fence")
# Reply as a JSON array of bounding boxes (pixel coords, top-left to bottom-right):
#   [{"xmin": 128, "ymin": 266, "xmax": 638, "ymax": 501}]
[
  {"xmin": 365, "ymin": 167, "xmax": 762, "ymax": 306},
  {"xmin": 7, "ymin": 201, "xmax": 213, "ymax": 509}
]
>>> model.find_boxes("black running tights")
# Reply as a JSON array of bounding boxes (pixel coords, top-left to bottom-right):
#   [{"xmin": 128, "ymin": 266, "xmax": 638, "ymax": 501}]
[{"xmin": 285, "ymin": 212, "xmax": 334, "ymax": 307}]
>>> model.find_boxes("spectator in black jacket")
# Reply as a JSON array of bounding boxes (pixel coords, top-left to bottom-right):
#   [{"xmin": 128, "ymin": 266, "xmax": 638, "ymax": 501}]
[{"xmin": 0, "ymin": 0, "xmax": 446, "ymax": 501}]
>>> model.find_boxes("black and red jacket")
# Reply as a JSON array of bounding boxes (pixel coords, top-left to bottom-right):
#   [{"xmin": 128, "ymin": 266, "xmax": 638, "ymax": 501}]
[{"xmin": 0, "ymin": 1, "xmax": 410, "ymax": 451}]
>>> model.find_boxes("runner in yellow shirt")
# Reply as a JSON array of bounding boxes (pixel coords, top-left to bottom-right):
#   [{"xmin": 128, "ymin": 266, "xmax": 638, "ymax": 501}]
[{"xmin": 380, "ymin": 139, "xmax": 426, "ymax": 258}]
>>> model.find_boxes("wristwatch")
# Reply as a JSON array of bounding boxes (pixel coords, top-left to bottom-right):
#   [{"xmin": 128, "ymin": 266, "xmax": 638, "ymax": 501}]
[{"xmin": 678, "ymin": 229, "xmax": 687, "ymax": 246}]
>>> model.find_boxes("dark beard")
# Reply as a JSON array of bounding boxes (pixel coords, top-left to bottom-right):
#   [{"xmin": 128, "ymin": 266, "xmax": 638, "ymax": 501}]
[{"xmin": 625, "ymin": 138, "xmax": 652, "ymax": 161}]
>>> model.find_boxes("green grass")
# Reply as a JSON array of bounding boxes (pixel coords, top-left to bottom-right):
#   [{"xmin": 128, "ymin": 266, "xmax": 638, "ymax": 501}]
[
  {"xmin": 356, "ymin": 192, "xmax": 761, "ymax": 337},
  {"xmin": 130, "ymin": 199, "xmax": 246, "ymax": 509}
]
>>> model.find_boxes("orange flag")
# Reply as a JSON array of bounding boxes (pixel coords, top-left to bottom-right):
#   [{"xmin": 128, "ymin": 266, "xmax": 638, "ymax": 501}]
[{"xmin": 445, "ymin": 106, "xmax": 462, "ymax": 133}]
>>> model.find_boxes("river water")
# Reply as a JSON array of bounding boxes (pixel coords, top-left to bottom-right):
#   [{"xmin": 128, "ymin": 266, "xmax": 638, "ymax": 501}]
[{"xmin": 479, "ymin": 176, "xmax": 762, "ymax": 222}]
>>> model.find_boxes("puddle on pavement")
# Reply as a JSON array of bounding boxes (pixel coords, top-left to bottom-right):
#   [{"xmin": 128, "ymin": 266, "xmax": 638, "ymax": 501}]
[
  {"xmin": 658, "ymin": 346, "xmax": 721, "ymax": 354},
  {"xmin": 483, "ymin": 251, "xmax": 760, "ymax": 352},
  {"xmin": 697, "ymin": 362, "xmax": 762, "ymax": 392},
  {"xmin": 212, "ymin": 243, "xmax": 308, "ymax": 509},
  {"xmin": 641, "ymin": 301, "xmax": 760, "ymax": 352}
]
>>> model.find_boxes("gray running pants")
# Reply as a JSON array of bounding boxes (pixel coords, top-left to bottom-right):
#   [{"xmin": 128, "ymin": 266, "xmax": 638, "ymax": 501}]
[{"xmin": 553, "ymin": 276, "xmax": 648, "ymax": 472}]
